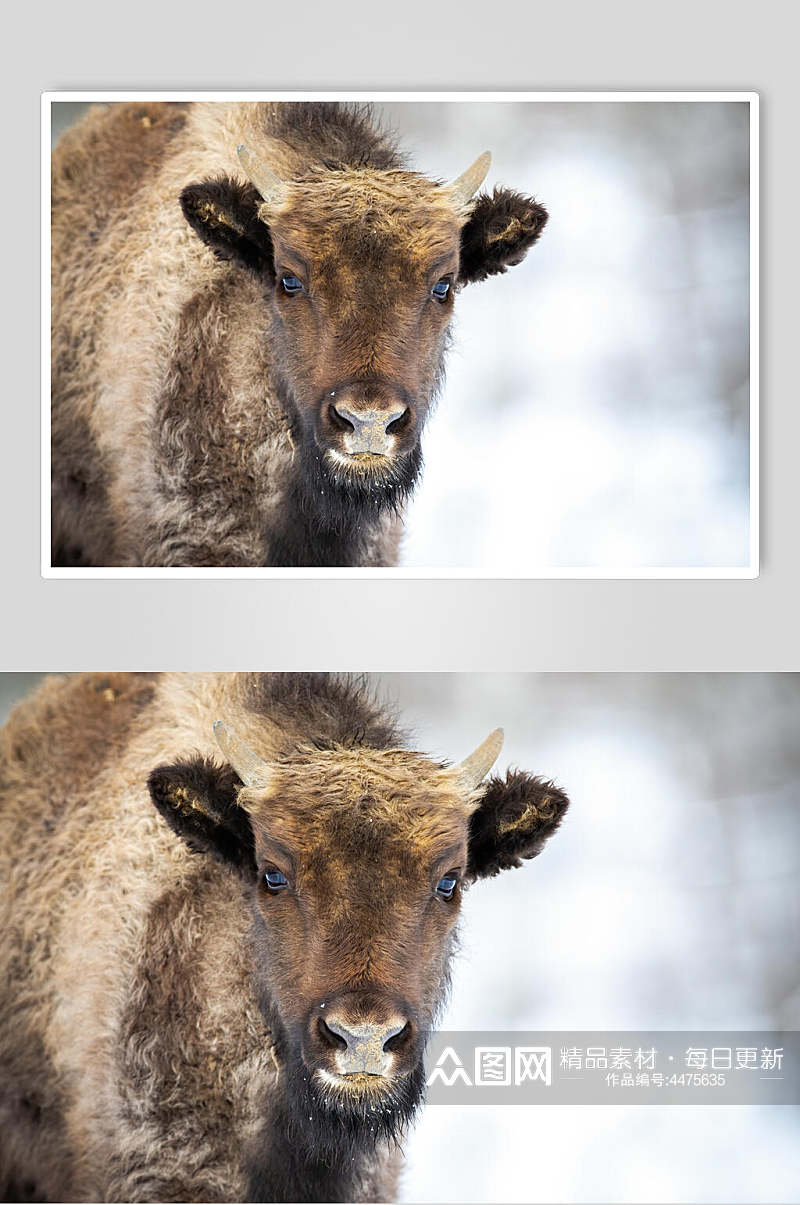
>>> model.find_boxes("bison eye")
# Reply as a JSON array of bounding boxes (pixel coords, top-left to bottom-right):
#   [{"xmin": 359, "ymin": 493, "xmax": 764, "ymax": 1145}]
[
  {"xmin": 431, "ymin": 278, "xmax": 450, "ymax": 301},
  {"xmin": 264, "ymin": 868, "xmax": 289, "ymax": 892},
  {"xmin": 435, "ymin": 874, "xmax": 458, "ymax": 900},
  {"xmin": 281, "ymin": 274, "xmax": 304, "ymax": 296}
]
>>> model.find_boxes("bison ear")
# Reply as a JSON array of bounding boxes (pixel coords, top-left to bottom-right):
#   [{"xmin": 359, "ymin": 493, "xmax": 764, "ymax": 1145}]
[
  {"xmin": 458, "ymin": 187, "xmax": 548, "ymax": 284},
  {"xmin": 180, "ymin": 176, "xmax": 275, "ymax": 278},
  {"xmin": 466, "ymin": 770, "xmax": 569, "ymax": 880},
  {"xmin": 148, "ymin": 756, "xmax": 256, "ymax": 876}
]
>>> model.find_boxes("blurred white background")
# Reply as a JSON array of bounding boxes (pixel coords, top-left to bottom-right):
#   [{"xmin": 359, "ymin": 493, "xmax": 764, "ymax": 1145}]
[
  {"xmin": 377, "ymin": 102, "xmax": 752, "ymax": 571},
  {"xmin": 51, "ymin": 100, "xmax": 752, "ymax": 571},
  {"xmin": 2, "ymin": 673, "xmax": 796, "ymax": 1202}
]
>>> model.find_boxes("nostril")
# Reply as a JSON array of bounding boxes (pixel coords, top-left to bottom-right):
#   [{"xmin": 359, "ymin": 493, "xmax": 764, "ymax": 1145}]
[
  {"xmin": 317, "ymin": 1017, "xmax": 348, "ymax": 1051},
  {"xmin": 328, "ymin": 404, "xmax": 354, "ymax": 433},
  {"xmin": 383, "ymin": 1021, "xmax": 412, "ymax": 1053},
  {"xmin": 385, "ymin": 408, "xmax": 410, "ymax": 436}
]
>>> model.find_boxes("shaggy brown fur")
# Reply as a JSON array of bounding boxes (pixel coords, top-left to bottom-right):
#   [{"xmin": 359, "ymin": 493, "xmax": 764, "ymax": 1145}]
[
  {"xmin": 51, "ymin": 102, "xmax": 548, "ymax": 567},
  {"xmin": 0, "ymin": 674, "xmax": 568, "ymax": 1202}
]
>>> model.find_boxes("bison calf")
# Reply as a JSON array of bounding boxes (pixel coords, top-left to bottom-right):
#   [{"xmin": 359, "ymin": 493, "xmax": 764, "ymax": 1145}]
[
  {"xmin": 0, "ymin": 673, "xmax": 568, "ymax": 1202},
  {"xmin": 51, "ymin": 102, "xmax": 548, "ymax": 567}
]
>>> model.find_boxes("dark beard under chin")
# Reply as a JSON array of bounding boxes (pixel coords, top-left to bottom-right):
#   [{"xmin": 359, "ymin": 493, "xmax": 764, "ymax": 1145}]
[
  {"xmin": 245, "ymin": 1057, "xmax": 427, "ymax": 1202},
  {"xmin": 301, "ymin": 437, "xmax": 424, "ymax": 526},
  {"xmin": 281, "ymin": 1056, "xmax": 427, "ymax": 1162},
  {"xmin": 266, "ymin": 435, "xmax": 424, "ymax": 567}
]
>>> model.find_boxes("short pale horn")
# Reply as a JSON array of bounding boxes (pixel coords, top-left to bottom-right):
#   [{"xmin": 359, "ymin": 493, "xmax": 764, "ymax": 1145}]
[
  {"xmin": 447, "ymin": 151, "xmax": 492, "ymax": 207},
  {"xmin": 236, "ymin": 144, "xmax": 287, "ymax": 207},
  {"xmin": 213, "ymin": 720, "xmax": 272, "ymax": 789},
  {"xmin": 456, "ymin": 727, "xmax": 504, "ymax": 789}
]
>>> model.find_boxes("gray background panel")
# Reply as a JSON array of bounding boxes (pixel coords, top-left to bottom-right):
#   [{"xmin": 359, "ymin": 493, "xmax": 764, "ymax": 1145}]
[{"xmin": 2, "ymin": 6, "xmax": 798, "ymax": 659}]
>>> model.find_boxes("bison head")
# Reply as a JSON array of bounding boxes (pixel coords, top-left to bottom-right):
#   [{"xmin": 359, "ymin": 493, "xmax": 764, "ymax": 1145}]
[
  {"xmin": 180, "ymin": 148, "xmax": 548, "ymax": 513},
  {"xmin": 148, "ymin": 721, "xmax": 568, "ymax": 1148}
]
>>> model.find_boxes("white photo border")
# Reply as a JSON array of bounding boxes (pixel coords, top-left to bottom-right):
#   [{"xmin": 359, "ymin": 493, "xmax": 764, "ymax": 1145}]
[{"xmin": 41, "ymin": 91, "xmax": 759, "ymax": 580}]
